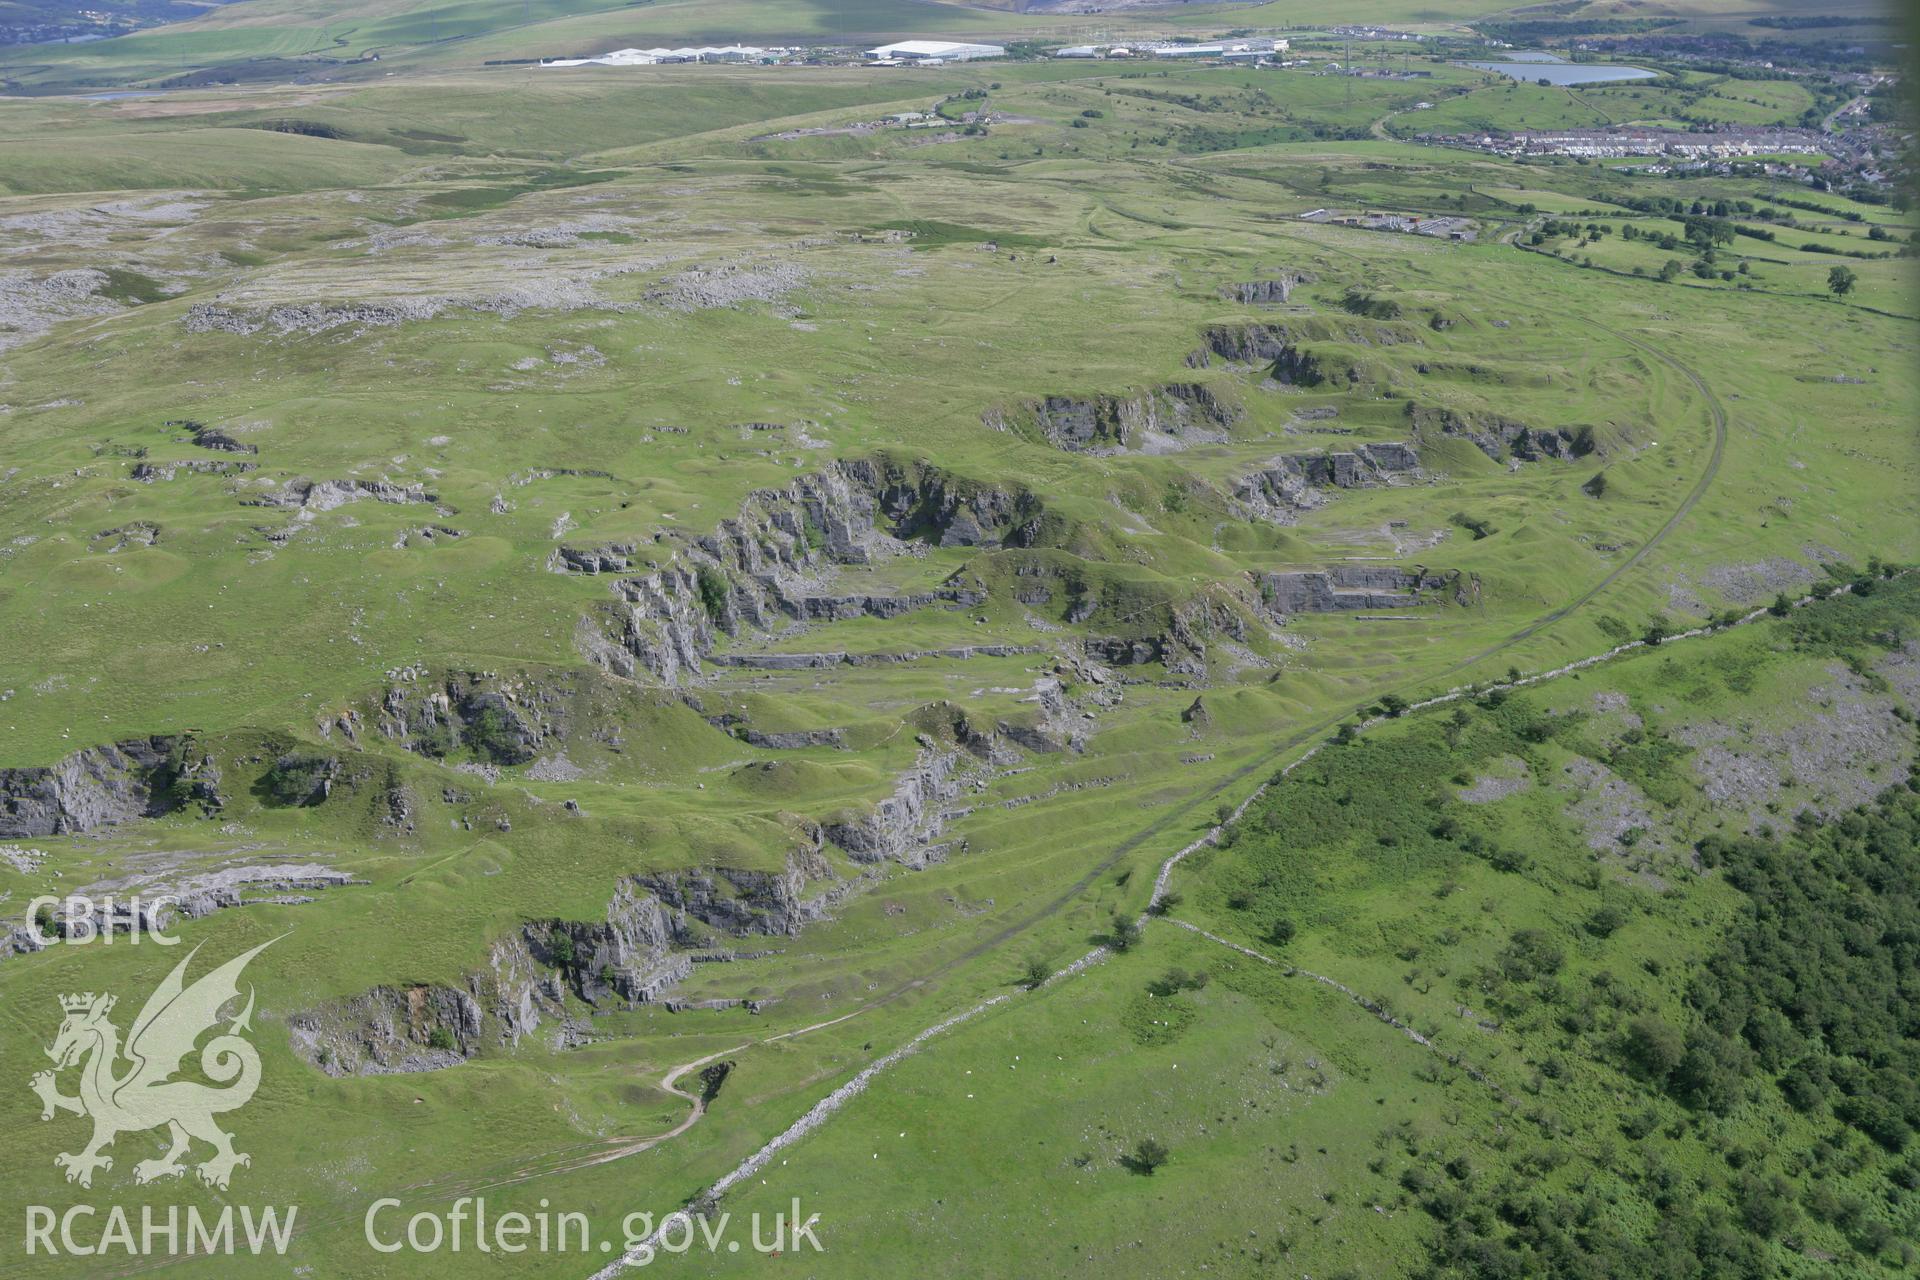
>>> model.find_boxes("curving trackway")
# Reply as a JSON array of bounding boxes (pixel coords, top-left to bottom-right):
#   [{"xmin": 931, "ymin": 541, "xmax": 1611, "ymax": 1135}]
[{"xmin": 581, "ymin": 273, "xmax": 1735, "ymax": 1276}]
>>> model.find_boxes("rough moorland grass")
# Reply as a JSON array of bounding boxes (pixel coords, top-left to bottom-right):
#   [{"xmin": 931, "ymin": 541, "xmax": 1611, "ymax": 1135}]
[{"xmin": 0, "ymin": 46, "xmax": 1911, "ymax": 1280}]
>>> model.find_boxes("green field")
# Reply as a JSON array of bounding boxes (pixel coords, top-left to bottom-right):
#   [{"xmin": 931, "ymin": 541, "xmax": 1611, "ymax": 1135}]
[{"xmin": 0, "ymin": 5, "xmax": 1913, "ymax": 1277}]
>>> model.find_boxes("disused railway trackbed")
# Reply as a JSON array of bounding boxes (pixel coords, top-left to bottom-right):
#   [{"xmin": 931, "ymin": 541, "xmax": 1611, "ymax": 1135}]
[{"xmin": 579, "ymin": 314, "xmax": 1733, "ymax": 1275}]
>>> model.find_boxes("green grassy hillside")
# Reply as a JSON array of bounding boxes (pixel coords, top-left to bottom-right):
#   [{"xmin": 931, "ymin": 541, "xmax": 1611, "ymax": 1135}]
[
  {"xmin": 694, "ymin": 581, "xmax": 1920, "ymax": 1279},
  {"xmin": 0, "ymin": 11, "xmax": 1912, "ymax": 1277}
]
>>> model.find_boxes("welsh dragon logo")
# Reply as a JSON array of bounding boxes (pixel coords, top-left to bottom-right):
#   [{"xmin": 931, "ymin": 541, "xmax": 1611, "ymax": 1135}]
[{"xmin": 30, "ymin": 940, "xmax": 274, "ymax": 1190}]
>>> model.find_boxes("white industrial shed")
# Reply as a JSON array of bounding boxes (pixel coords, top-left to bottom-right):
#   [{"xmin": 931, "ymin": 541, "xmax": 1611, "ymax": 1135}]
[
  {"xmin": 864, "ymin": 40, "xmax": 1006, "ymax": 62},
  {"xmin": 543, "ymin": 44, "xmax": 776, "ymax": 67}
]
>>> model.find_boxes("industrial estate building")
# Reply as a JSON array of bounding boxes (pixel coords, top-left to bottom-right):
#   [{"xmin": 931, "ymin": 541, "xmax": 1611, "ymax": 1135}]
[
  {"xmin": 863, "ymin": 40, "xmax": 1007, "ymax": 64},
  {"xmin": 1053, "ymin": 38, "xmax": 1286, "ymax": 61},
  {"xmin": 541, "ymin": 33, "xmax": 1294, "ymax": 71},
  {"xmin": 543, "ymin": 45, "xmax": 780, "ymax": 67}
]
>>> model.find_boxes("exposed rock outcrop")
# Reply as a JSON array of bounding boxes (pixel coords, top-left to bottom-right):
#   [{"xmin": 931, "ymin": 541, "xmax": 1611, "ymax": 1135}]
[
  {"xmin": 131, "ymin": 459, "xmax": 255, "ymax": 483},
  {"xmin": 509, "ymin": 466, "xmax": 616, "ymax": 487},
  {"xmin": 549, "ymin": 543, "xmax": 638, "ymax": 574},
  {"xmin": 1085, "ymin": 594, "xmax": 1250, "ymax": 678},
  {"xmin": 1260, "ymin": 566, "xmax": 1473, "ymax": 614},
  {"xmin": 913, "ymin": 702, "xmax": 1023, "ymax": 767},
  {"xmin": 1194, "ymin": 323, "xmax": 1294, "ymax": 366},
  {"xmin": 1165, "ymin": 595, "xmax": 1251, "ymax": 677},
  {"xmin": 1004, "ymin": 383, "xmax": 1241, "ymax": 455},
  {"xmin": 289, "ymin": 983, "xmax": 493, "ymax": 1076},
  {"xmin": 636, "ymin": 851, "xmax": 830, "ymax": 945},
  {"xmin": 166, "ymin": 864, "xmax": 354, "ymax": 919},
  {"xmin": 820, "ymin": 749, "xmax": 965, "ymax": 868},
  {"xmin": 711, "ymin": 644, "xmax": 1041, "ymax": 671},
  {"xmin": 1187, "ymin": 317, "xmax": 1410, "ymax": 386},
  {"xmin": 289, "ymin": 852, "xmax": 835, "ymax": 1075},
  {"xmin": 372, "ymin": 671, "xmax": 553, "ymax": 765},
  {"xmin": 1407, "ymin": 404, "xmax": 1581, "ymax": 462},
  {"xmin": 1190, "ymin": 323, "xmax": 1339, "ymax": 386},
  {"xmin": 738, "ymin": 727, "xmax": 845, "ymax": 750},
  {"xmin": 182, "ymin": 423, "xmax": 258, "ymax": 455},
  {"xmin": 579, "ymin": 458, "xmax": 1047, "ymax": 685},
  {"xmin": 1231, "ymin": 443, "xmax": 1421, "ymax": 523},
  {"xmin": 0, "ymin": 736, "xmax": 202, "ymax": 838},
  {"xmin": 89, "ymin": 522, "xmax": 160, "ymax": 552},
  {"xmin": 248, "ymin": 478, "xmax": 438, "ymax": 511},
  {"xmin": 15, "ymin": 864, "xmax": 360, "ymax": 948},
  {"xmin": 1086, "ymin": 635, "xmax": 1165, "ymax": 667},
  {"xmin": 1221, "ymin": 275, "xmax": 1310, "ymax": 305}
]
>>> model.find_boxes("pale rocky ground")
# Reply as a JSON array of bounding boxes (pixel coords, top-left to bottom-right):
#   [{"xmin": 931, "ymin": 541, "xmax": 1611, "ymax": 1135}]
[
  {"xmin": 1458, "ymin": 754, "xmax": 1531, "ymax": 805},
  {"xmin": 1675, "ymin": 662, "xmax": 1911, "ymax": 832},
  {"xmin": 1558, "ymin": 755, "xmax": 1673, "ymax": 856}
]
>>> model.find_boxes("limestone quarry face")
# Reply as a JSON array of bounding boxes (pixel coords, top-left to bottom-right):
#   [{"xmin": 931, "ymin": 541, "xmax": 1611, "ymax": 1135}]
[
  {"xmin": 372, "ymin": 670, "xmax": 556, "ymax": 765},
  {"xmin": 549, "ymin": 542, "xmax": 638, "ymax": 574},
  {"xmin": 1007, "ymin": 383, "xmax": 1242, "ymax": 455},
  {"xmin": 1260, "ymin": 566, "xmax": 1473, "ymax": 614},
  {"xmin": 1232, "ymin": 443, "xmax": 1422, "ymax": 523},
  {"xmin": 289, "ymin": 851, "xmax": 835, "ymax": 1075},
  {"xmin": 575, "ymin": 457, "xmax": 1040, "ymax": 685},
  {"xmin": 288, "ymin": 982, "xmax": 498, "ymax": 1076},
  {"xmin": 1406, "ymin": 403, "xmax": 1583, "ymax": 462},
  {"xmin": 1083, "ymin": 594, "xmax": 1250, "ymax": 678},
  {"xmin": 0, "ymin": 736, "xmax": 212, "ymax": 837},
  {"xmin": 1193, "ymin": 322, "xmax": 1295, "ymax": 365},
  {"xmin": 181, "ymin": 422, "xmax": 259, "ymax": 455},
  {"xmin": 1191, "ymin": 324, "xmax": 1340, "ymax": 387},
  {"xmin": 1219, "ymin": 274, "xmax": 1311, "ymax": 305},
  {"xmin": 820, "ymin": 748, "xmax": 968, "ymax": 868},
  {"xmin": 33, "ymin": 861, "xmax": 359, "ymax": 942},
  {"xmin": 1186, "ymin": 316, "xmax": 1411, "ymax": 387},
  {"xmin": 555, "ymin": 451, "xmax": 1261, "ymax": 693}
]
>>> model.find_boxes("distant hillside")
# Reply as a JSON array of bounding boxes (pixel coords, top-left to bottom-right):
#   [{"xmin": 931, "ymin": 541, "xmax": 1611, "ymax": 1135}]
[
  {"xmin": 0, "ymin": 0, "xmax": 231, "ymax": 47},
  {"xmin": 0, "ymin": 0, "xmax": 1072, "ymax": 92}
]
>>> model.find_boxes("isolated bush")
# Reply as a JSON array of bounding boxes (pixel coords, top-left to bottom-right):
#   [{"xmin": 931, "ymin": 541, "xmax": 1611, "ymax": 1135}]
[
  {"xmin": 1585, "ymin": 904, "xmax": 1628, "ymax": 938},
  {"xmin": 1622, "ymin": 1016, "xmax": 1685, "ymax": 1083},
  {"xmin": 260, "ymin": 752, "xmax": 336, "ymax": 807},
  {"xmin": 1128, "ymin": 1138, "xmax": 1169, "ymax": 1174},
  {"xmin": 695, "ymin": 565, "xmax": 730, "ymax": 619}
]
